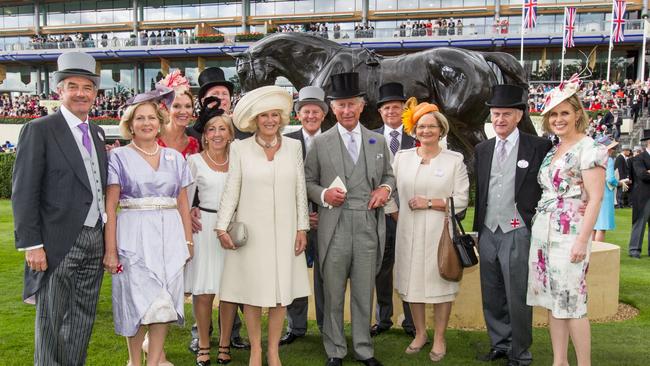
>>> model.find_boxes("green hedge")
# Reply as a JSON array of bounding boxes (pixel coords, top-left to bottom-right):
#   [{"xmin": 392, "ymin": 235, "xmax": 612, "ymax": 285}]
[
  {"xmin": 235, "ymin": 32, "xmax": 265, "ymax": 42},
  {"xmin": 196, "ymin": 35, "xmax": 224, "ymax": 43},
  {"xmin": 0, "ymin": 154, "xmax": 15, "ymax": 199}
]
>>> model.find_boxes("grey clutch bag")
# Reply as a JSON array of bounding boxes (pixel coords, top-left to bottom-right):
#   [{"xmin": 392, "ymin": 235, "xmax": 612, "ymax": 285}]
[{"xmin": 227, "ymin": 221, "xmax": 248, "ymax": 247}]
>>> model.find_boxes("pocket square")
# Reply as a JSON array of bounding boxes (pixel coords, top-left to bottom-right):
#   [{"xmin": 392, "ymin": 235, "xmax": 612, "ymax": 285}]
[{"xmin": 376, "ymin": 153, "xmax": 384, "ymax": 159}]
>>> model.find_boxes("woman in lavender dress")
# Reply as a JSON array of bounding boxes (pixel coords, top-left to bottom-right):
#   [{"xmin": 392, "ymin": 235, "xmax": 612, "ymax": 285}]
[{"xmin": 103, "ymin": 90, "xmax": 193, "ymax": 366}]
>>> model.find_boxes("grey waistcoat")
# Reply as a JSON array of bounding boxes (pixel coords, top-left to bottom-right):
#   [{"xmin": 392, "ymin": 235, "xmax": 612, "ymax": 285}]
[
  {"xmin": 484, "ymin": 140, "xmax": 524, "ymax": 233},
  {"xmin": 340, "ymin": 137, "xmax": 372, "ymax": 211}
]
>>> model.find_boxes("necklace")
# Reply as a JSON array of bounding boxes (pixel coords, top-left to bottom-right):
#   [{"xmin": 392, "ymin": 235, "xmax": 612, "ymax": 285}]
[
  {"xmin": 255, "ymin": 134, "xmax": 278, "ymax": 149},
  {"xmin": 131, "ymin": 141, "xmax": 160, "ymax": 156},
  {"xmin": 205, "ymin": 150, "xmax": 228, "ymax": 166}
]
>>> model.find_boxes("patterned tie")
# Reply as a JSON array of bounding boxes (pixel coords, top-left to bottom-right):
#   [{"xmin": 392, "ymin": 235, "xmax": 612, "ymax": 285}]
[
  {"xmin": 77, "ymin": 122, "xmax": 92, "ymax": 155},
  {"xmin": 347, "ymin": 132, "xmax": 358, "ymax": 163},
  {"xmin": 496, "ymin": 139, "xmax": 507, "ymax": 165},
  {"xmin": 389, "ymin": 130, "xmax": 400, "ymax": 155}
]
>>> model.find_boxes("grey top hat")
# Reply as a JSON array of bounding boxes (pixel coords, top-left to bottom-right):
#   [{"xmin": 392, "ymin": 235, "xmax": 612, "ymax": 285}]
[
  {"xmin": 53, "ymin": 52, "xmax": 100, "ymax": 87},
  {"xmin": 294, "ymin": 86, "xmax": 328, "ymax": 114}
]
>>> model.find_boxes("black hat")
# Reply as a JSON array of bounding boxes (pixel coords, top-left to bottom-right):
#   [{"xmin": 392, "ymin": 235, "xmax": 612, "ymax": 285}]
[
  {"xmin": 377, "ymin": 82, "xmax": 406, "ymax": 107},
  {"xmin": 198, "ymin": 67, "xmax": 234, "ymax": 102},
  {"xmin": 641, "ymin": 129, "xmax": 650, "ymax": 141},
  {"xmin": 327, "ymin": 72, "xmax": 366, "ymax": 100},
  {"xmin": 485, "ymin": 84, "xmax": 527, "ymax": 110}
]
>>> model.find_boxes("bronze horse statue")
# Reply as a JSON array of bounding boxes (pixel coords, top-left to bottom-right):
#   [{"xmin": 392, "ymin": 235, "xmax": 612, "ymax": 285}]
[{"xmin": 233, "ymin": 33, "xmax": 535, "ymax": 160}]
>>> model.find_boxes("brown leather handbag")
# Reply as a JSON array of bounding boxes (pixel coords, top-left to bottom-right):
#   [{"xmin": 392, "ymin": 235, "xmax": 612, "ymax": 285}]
[{"xmin": 438, "ymin": 202, "xmax": 463, "ymax": 282}]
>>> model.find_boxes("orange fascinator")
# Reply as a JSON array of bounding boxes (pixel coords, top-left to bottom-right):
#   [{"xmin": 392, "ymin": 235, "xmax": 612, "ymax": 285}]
[{"xmin": 402, "ymin": 97, "xmax": 440, "ymax": 136}]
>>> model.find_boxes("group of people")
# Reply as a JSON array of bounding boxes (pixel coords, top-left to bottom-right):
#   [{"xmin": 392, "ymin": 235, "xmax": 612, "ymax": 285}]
[
  {"xmin": 11, "ymin": 50, "xmax": 650, "ymax": 366},
  {"xmin": 1, "ymin": 91, "xmax": 131, "ymax": 119},
  {"xmin": 397, "ymin": 19, "xmax": 464, "ymax": 37}
]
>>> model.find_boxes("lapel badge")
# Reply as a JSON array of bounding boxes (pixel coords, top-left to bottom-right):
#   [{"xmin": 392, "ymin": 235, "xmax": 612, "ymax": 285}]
[
  {"xmin": 517, "ymin": 159, "xmax": 529, "ymax": 169},
  {"xmin": 369, "ymin": 138, "xmax": 377, "ymax": 145}
]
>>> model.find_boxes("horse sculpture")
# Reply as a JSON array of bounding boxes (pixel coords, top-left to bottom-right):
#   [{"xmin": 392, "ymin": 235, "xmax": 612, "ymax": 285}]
[{"xmin": 233, "ymin": 33, "xmax": 535, "ymax": 160}]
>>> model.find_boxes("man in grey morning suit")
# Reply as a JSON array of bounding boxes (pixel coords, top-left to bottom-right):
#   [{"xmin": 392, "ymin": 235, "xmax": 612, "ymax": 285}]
[
  {"xmin": 305, "ymin": 72, "xmax": 395, "ymax": 366},
  {"xmin": 12, "ymin": 51, "xmax": 107, "ymax": 365},
  {"xmin": 473, "ymin": 85, "xmax": 552, "ymax": 366},
  {"xmin": 281, "ymin": 86, "xmax": 328, "ymax": 344}
]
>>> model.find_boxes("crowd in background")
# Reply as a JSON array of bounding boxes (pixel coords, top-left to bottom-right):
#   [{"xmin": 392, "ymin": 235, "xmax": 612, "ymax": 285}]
[{"xmin": 0, "ymin": 91, "xmax": 132, "ymax": 118}]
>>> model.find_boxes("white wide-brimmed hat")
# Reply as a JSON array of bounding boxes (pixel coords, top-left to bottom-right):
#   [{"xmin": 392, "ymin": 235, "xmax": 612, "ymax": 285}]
[
  {"xmin": 53, "ymin": 51, "xmax": 101, "ymax": 86},
  {"xmin": 233, "ymin": 86, "xmax": 293, "ymax": 133},
  {"xmin": 541, "ymin": 74, "xmax": 582, "ymax": 115}
]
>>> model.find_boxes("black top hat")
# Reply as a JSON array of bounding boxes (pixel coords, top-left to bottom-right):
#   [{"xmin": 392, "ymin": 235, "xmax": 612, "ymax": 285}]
[
  {"xmin": 641, "ymin": 129, "xmax": 650, "ymax": 141},
  {"xmin": 377, "ymin": 82, "xmax": 406, "ymax": 107},
  {"xmin": 198, "ymin": 67, "xmax": 234, "ymax": 102},
  {"xmin": 485, "ymin": 84, "xmax": 527, "ymax": 110},
  {"xmin": 327, "ymin": 72, "xmax": 366, "ymax": 100}
]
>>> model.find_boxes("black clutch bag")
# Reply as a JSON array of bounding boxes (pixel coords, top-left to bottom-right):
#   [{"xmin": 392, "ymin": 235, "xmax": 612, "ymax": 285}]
[{"xmin": 450, "ymin": 197, "xmax": 479, "ymax": 268}]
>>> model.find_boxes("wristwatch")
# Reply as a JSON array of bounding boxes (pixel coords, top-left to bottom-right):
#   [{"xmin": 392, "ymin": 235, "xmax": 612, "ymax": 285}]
[{"xmin": 427, "ymin": 199, "xmax": 433, "ymax": 209}]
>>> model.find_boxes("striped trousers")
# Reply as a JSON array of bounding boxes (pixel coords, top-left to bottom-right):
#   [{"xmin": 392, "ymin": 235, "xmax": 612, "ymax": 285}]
[{"xmin": 34, "ymin": 223, "xmax": 104, "ymax": 366}]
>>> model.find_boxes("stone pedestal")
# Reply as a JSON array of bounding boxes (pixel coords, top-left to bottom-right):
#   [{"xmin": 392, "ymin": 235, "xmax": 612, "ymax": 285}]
[{"xmin": 305, "ymin": 241, "xmax": 620, "ymax": 328}]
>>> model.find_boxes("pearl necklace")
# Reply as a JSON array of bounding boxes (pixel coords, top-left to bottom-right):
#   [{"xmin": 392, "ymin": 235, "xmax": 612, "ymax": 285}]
[
  {"xmin": 131, "ymin": 141, "xmax": 160, "ymax": 156},
  {"xmin": 205, "ymin": 150, "xmax": 228, "ymax": 166},
  {"xmin": 255, "ymin": 134, "xmax": 278, "ymax": 149}
]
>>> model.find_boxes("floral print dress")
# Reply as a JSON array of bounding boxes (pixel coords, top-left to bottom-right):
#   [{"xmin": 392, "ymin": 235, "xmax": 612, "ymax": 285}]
[{"xmin": 526, "ymin": 136, "xmax": 607, "ymax": 319}]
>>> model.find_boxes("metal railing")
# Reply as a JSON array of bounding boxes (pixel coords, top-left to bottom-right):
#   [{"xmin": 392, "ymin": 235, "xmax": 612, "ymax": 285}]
[{"xmin": 3, "ymin": 19, "xmax": 646, "ymax": 52}]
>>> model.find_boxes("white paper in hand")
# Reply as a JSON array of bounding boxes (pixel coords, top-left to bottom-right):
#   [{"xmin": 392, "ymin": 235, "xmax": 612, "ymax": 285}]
[{"xmin": 328, "ymin": 176, "xmax": 347, "ymax": 193}]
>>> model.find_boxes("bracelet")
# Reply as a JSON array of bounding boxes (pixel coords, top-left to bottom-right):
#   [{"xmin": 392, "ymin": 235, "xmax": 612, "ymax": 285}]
[{"xmin": 186, "ymin": 241, "xmax": 194, "ymax": 246}]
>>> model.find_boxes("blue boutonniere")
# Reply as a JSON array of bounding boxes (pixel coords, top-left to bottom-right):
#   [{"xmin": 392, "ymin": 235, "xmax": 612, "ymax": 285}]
[{"xmin": 369, "ymin": 138, "xmax": 377, "ymax": 144}]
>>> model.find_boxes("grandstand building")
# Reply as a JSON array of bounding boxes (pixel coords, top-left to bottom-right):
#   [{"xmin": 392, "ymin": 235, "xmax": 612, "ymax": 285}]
[{"xmin": 0, "ymin": 0, "xmax": 648, "ymax": 95}]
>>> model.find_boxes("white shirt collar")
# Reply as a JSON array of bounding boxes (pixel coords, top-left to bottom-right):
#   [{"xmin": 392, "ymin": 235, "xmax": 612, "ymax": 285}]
[
  {"xmin": 384, "ymin": 124, "xmax": 403, "ymax": 135},
  {"xmin": 497, "ymin": 128, "xmax": 520, "ymax": 146},
  {"xmin": 337, "ymin": 122, "xmax": 361, "ymax": 137},
  {"xmin": 302, "ymin": 128, "xmax": 321, "ymax": 141},
  {"xmin": 60, "ymin": 104, "xmax": 89, "ymax": 130}
]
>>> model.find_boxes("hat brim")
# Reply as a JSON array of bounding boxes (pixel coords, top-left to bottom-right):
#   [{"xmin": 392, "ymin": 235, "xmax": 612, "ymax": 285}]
[
  {"xmin": 485, "ymin": 101, "xmax": 526, "ymax": 109},
  {"xmin": 294, "ymin": 99, "xmax": 329, "ymax": 114},
  {"xmin": 198, "ymin": 81, "xmax": 234, "ymax": 102},
  {"xmin": 377, "ymin": 96, "xmax": 406, "ymax": 107},
  {"xmin": 53, "ymin": 70, "xmax": 100, "ymax": 87},
  {"xmin": 327, "ymin": 92, "xmax": 366, "ymax": 100},
  {"xmin": 641, "ymin": 136, "xmax": 650, "ymax": 141},
  {"xmin": 607, "ymin": 141, "xmax": 619, "ymax": 150},
  {"xmin": 233, "ymin": 86, "xmax": 293, "ymax": 133}
]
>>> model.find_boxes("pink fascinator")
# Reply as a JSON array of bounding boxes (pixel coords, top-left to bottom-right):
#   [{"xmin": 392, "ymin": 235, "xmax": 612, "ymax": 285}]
[{"xmin": 158, "ymin": 69, "xmax": 190, "ymax": 93}]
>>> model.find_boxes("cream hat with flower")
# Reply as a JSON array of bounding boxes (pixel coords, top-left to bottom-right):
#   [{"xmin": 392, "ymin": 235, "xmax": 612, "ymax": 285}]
[
  {"xmin": 233, "ymin": 86, "xmax": 293, "ymax": 133},
  {"xmin": 541, "ymin": 74, "xmax": 582, "ymax": 115}
]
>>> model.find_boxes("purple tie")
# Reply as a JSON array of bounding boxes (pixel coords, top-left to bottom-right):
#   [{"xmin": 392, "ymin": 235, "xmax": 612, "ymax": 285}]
[
  {"xmin": 389, "ymin": 130, "xmax": 400, "ymax": 155},
  {"xmin": 77, "ymin": 122, "xmax": 92, "ymax": 155}
]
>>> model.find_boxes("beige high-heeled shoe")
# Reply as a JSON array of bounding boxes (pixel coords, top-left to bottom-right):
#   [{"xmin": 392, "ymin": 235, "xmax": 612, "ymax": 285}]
[
  {"xmin": 405, "ymin": 339, "xmax": 430, "ymax": 354},
  {"xmin": 428, "ymin": 350, "xmax": 446, "ymax": 362}
]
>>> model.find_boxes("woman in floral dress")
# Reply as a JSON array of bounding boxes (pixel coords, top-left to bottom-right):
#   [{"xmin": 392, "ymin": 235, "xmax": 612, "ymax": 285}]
[{"xmin": 527, "ymin": 76, "xmax": 607, "ymax": 366}]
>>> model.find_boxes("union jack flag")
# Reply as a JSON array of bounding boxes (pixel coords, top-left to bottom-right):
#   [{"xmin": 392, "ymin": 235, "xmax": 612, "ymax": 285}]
[
  {"xmin": 564, "ymin": 7, "xmax": 577, "ymax": 48},
  {"xmin": 523, "ymin": 0, "xmax": 538, "ymax": 29},
  {"xmin": 613, "ymin": 0, "xmax": 626, "ymax": 43}
]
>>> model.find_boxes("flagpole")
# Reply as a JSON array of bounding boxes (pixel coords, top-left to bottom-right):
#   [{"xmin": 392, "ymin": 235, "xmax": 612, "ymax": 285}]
[
  {"xmin": 607, "ymin": 0, "xmax": 616, "ymax": 82},
  {"xmin": 561, "ymin": 8, "xmax": 567, "ymax": 81},
  {"xmin": 642, "ymin": 16, "xmax": 648, "ymax": 82},
  {"xmin": 520, "ymin": 0, "xmax": 525, "ymax": 66}
]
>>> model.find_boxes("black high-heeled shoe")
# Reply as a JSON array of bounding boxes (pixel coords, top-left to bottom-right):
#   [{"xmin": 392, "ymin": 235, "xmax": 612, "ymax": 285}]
[
  {"xmin": 216, "ymin": 345, "xmax": 231, "ymax": 365},
  {"xmin": 196, "ymin": 346, "xmax": 211, "ymax": 366}
]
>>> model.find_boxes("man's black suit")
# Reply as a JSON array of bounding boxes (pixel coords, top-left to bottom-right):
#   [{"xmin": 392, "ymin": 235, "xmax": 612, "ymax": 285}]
[
  {"xmin": 629, "ymin": 150, "xmax": 650, "ymax": 257},
  {"xmin": 473, "ymin": 130, "xmax": 552, "ymax": 365},
  {"xmin": 284, "ymin": 128, "xmax": 325, "ymax": 333},
  {"xmin": 12, "ymin": 111, "xmax": 107, "ymax": 364},
  {"xmin": 371, "ymin": 125, "xmax": 416, "ymax": 334},
  {"xmin": 614, "ymin": 154, "xmax": 630, "ymax": 207}
]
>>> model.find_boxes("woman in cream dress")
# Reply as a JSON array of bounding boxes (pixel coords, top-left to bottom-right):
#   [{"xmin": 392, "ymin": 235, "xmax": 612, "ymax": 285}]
[
  {"xmin": 385, "ymin": 98, "xmax": 469, "ymax": 363},
  {"xmin": 215, "ymin": 86, "xmax": 310, "ymax": 366}
]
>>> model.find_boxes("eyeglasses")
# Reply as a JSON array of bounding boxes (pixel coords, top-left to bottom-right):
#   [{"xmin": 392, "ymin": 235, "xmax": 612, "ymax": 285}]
[{"xmin": 416, "ymin": 124, "xmax": 441, "ymax": 130}]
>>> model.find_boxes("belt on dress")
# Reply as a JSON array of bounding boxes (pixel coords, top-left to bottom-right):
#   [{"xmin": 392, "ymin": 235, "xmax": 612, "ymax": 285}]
[
  {"xmin": 119, "ymin": 197, "xmax": 177, "ymax": 210},
  {"xmin": 198, "ymin": 206, "xmax": 217, "ymax": 213}
]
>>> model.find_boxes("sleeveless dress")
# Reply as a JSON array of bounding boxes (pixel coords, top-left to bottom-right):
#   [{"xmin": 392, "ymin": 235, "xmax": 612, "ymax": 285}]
[
  {"xmin": 594, "ymin": 157, "xmax": 618, "ymax": 230},
  {"xmin": 108, "ymin": 146, "xmax": 193, "ymax": 336},
  {"xmin": 526, "ymin": 136, "xmax": 607, "ymax": 319},
  {"xmin": 184, "ymin": 153, "xmax": 228, "ymax": 295},
  {"xmin": 157, "ymin": 136, "xmax": 200, "ymax": 158}
]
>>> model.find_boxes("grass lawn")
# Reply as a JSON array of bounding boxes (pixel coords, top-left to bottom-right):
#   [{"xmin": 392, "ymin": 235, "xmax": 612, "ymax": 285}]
[{"xmin": 1, "ymin": 200, "xmax": 649, "ymax": 365}]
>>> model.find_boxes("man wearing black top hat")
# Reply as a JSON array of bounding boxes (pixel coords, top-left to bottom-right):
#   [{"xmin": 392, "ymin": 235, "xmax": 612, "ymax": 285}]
[
  {"xmin": 473, "ymin": 85, "xmax": 552, "ymax": 366},
  {"xmin": 305, "ymin": 72, "xmax": 394, "ymax": 366},
  {"xmin": 628, "ymin": 129, "xmax": 650, "ymax": 258},
  {"xmin": 370, "ymin": 82, "xmax": 416, "ymax": 338},
  {"xmin": 187, "ymin": 67, "xmax": 250, "ymax": 354}
]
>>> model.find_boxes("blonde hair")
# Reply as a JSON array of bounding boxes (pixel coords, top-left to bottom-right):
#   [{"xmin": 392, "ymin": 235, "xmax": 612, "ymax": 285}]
[
  {"xmin": 201, "ymin": 115, "xmax": 235, "ymax": 150},
  {"xmin": 119, "ymin": 101, "xmax": 169, "ymax": 140},
  {"xmin": 416, "ymin": 111, "xmax": 450, "ymax": 138},
  {"xmin": 541, "ymin": 94, "xmax": 589, "ymax": 134}
]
